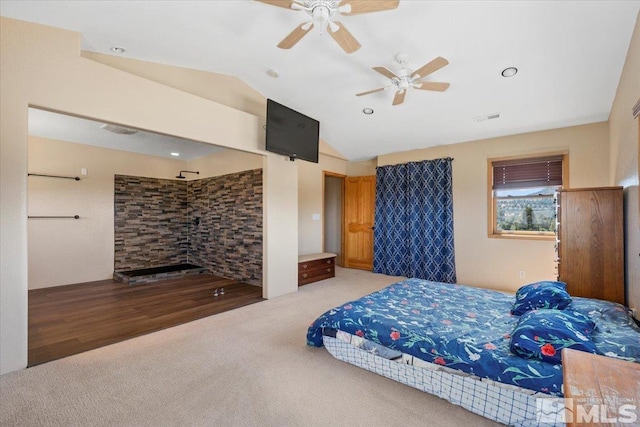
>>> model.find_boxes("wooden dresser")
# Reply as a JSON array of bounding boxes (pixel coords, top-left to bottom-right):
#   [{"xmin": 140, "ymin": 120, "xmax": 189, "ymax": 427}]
[
  {"xmin": 298, "ymin": 253, "xmax": 336, "ymax": 286},
  {"xmin": 562, "ymin": 348, "xmax": 640, "ymax": 426},
  {"xmin": 556, "ymin": 187, "xmax": 625, "ymax": 305}
]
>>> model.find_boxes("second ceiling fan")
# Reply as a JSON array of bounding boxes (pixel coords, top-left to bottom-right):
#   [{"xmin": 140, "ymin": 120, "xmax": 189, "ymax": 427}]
[
  {"xmin": 357, "ymin": 53, "xmax": 450, "ymax": 105},
  {"xmin": 256, "ymin": 0, "xmax": 400, "ymax": 53}
]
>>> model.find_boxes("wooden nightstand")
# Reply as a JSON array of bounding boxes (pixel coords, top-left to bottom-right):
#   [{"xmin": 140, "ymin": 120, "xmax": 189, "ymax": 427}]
[{"xmin": 562, "ymin": 348, "xmax": 640, "ymax": 426}]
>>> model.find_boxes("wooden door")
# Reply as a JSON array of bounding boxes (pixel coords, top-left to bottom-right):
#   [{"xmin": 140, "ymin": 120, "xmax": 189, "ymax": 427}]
[{"xmin": 344, "ymin": 176, "xmax": 375, "ymax": 270}]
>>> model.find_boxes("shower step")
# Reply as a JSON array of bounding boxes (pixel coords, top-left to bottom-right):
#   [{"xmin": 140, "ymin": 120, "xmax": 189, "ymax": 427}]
[{"xmin": 113, "ymin": 263, "xmax": 205, "ymax": 285}]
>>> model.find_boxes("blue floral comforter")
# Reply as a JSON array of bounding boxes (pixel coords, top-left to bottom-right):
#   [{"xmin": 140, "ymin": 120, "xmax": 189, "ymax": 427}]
[{"xmin": 307, "ymin": 278, "xmax": 640, "ymax": 396}]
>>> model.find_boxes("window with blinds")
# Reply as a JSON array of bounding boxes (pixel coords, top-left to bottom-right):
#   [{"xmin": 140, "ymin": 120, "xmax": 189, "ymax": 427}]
[
  {"xmin": 489, "ymin": 154, "xmax": 567, "ymax": 238},
  {"xmin": 492, "ymin": 155, "xmax": 563, "ymax": 190}
]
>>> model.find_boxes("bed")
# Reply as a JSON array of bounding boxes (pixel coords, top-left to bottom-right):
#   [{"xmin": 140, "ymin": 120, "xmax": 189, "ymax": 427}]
[{"xmin": 307, "ymin": 278, "xmax": 640, "ymax": 426}]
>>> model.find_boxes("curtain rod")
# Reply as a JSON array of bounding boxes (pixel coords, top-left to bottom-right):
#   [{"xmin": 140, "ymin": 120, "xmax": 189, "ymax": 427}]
[{"xmin": 375, "ymin": 157, "xmax": 454, "ymax": 168}]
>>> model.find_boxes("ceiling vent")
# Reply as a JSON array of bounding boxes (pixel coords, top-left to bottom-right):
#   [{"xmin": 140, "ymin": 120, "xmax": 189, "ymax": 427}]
[
  {"xmin": 474, "ymin": 113, "xmax": 500, "ymax": 122},
  {"xmin": 100, "ymin": 123, "xmax": 138, "ymax": 135},
  {"xmin": 633, "ymin": 98, "xmax": 640, "ymax": 119}
]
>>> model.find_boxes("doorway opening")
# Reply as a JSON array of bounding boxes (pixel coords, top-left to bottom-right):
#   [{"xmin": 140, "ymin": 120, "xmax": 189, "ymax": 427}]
[{"xmin": 323, "ymin": 172, "xmax": 345, "ymax": 266}]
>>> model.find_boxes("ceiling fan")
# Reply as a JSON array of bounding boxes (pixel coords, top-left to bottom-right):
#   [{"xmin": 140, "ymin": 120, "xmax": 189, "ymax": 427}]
[
  {"xmin": 255, "ymin": 0, "xmax": 400, "ymax": 54},
  {"xmin": 357, "ymin": 53, "xmax": 450, "ymax": 105}
]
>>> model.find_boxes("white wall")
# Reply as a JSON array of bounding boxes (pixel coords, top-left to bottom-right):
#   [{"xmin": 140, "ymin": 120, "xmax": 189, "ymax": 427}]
[
  {"xmin": 346, "ymin": 159, "xmax": 376, "ymax": 177},
  {"xmin": 189, "ymin": 149, "xmax": 263, "ymax": 178},
  {"xmin": 609, "ymin": 10, "xmax": 640, "ymax": 312},
  {"xmin": 297, "ymin": 154, "xmax": 349, "ymax": 255},
  {"xmin": 263, "ymin": 155, "xmax": 298, "ymax": 299}
]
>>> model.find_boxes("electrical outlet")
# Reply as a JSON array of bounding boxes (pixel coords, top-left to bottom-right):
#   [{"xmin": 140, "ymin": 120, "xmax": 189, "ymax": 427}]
[{"xmin": 519, "ymin": 271, "xmax": 526, "ymax": 279}]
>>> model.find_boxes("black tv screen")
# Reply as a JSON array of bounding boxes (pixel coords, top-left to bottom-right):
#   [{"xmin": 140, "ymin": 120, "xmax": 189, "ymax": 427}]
[{"xmin": 266, "ymin": 99, "xmax": 319, "ymax": 163}]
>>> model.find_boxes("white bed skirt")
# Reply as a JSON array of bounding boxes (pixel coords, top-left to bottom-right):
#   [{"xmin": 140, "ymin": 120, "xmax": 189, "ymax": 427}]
[{"xmin": 323, "ymin": 335, "xmax": 564, "ymax": 426}]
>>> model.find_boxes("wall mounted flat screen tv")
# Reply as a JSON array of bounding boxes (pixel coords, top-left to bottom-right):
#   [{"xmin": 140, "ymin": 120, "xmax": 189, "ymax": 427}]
[{"xmin": 266, "ymin": 99, "xmax": 319, "ymax": 163}]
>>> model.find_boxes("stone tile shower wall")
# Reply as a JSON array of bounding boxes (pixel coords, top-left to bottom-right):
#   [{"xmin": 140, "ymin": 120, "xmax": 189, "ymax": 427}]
[
  {"xmin": 114, "ymin": 175, "xmax": 188, "ymax": 271},
  {"xmin": 188, "ymin": 169, "xmax": 263, "ymax": 286},
  {"xmin": 114, "ymin": 170, "xmax": 263, "ymax": 286}
]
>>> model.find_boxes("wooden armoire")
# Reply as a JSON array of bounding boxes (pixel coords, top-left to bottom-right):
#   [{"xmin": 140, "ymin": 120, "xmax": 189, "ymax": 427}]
[{"xmin": 556, "ymin": 187, "xmax": 625, "ymax": 305}]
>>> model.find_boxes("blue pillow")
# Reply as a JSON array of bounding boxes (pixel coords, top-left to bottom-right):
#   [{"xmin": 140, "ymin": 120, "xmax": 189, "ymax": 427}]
[
  {"xmin": 511, "ymin": 281, "xmax": 571, "ymax": 316},
  {"xmin": 509, "ymin": 309, "xmax": 597, "ymax": 364}
]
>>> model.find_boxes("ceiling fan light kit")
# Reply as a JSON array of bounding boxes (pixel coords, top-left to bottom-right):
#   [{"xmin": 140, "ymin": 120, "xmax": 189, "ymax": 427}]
[
  {"xmin": 256, "ymin": 0, "xmax": 399, "ymax": 53},
  {"xmin": 357, "ymin": 53, "xmax": 451, "ymax": 106}
]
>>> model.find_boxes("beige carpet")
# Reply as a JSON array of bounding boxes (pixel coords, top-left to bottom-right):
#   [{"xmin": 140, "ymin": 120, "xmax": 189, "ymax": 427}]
[{"xmin": 0, "ymin": 267, "xmax": 499, "ymax": 427}]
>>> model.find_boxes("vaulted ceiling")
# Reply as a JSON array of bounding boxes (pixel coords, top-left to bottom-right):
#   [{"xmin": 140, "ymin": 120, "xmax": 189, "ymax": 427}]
[{"xmin": 2, "ymin": 1, "xmax": 639, "ymax": 161}]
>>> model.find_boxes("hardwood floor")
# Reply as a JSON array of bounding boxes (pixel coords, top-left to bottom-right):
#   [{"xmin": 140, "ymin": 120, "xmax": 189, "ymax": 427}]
[{"xmin": 28, "ymin": 275, "xmax": 264, "ymax": 367}]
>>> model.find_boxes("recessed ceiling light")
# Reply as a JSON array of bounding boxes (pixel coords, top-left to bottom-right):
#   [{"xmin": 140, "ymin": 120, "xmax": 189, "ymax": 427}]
[
  {"xmin": 266, "ymin": 69, "xmax": 279, "ymax": 78},
  {"xmin": 501, "ymin": 67, "xmax": 518, "ymax": 77},
  {"xmin": 110, "ymin": 47, "xmax": 126, "ymax": 54},
  {"xmin": 362, "ymin": 108, "xmax": 374, "ymax": 115},
  {"xmin": 170, "ymin": 152, "xmax": 180, "ymax": 157}
]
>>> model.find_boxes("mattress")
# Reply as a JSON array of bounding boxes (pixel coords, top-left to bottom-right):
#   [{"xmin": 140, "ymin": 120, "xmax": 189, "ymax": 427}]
[
  {"xmin": 307, "ymin": 278, "xmax": 640, "ymax": 396},
  {"xmin": 323, "ymin": 333, "xmax": 554, "ymax": 426}
]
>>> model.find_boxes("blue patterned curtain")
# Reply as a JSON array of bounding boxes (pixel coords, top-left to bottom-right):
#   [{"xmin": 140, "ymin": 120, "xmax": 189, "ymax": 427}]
[{"xmin": 373, "ymin": 158, "xmax": 456, "ymax": 283}]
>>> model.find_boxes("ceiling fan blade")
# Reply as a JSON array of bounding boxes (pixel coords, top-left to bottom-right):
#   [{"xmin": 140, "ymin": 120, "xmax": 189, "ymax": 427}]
[
  {"xmin": 356, "ymin": 87, "xmax": 387, "ymax": 96},
  {"xmin": 392, "ymin": 89, "xmax": 406, "ymax": 106},
  {"xmin": 372, "ymin": 66, "xmax": 399, "ymax": 80},
  {"xmin": 277, "ymin": 22, "xmax": 314, "ymax": 49},
  {"xmin": 411, "ymin": 56, "xmax": 449, "ymax": 80},
  {"xmin": 415, "ymin": 81, "xmax": 450, "ymax": 92},
  {"xmin": 328, "ymin": 21, "xmax": 361, "ymax": 54},
  {"xmin": 254, "ymin": 0, "xmax": 299, "ymax": 9},
  {"xmin": 340, "ymin": 0, "xmax": 400, "ymax": 15}
]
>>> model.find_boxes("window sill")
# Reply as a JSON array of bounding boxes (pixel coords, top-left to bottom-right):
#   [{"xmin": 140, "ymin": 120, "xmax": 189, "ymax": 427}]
[{"xmin": 488, "ymin": 233, "xmax": 556, "ymax": 241}]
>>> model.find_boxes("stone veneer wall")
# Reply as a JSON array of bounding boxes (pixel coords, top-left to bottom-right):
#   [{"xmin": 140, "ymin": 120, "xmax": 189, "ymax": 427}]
[
  {"xmin": 188, "ymin": 169, "xmax": 263, "ymax": 286},
  {"xmin": 114, "ymin": 175, "xmax": 188, "ymax": 271},
  {"xmin": 114, "ymin": 169, "xmax": 263, "ymax": 286}
]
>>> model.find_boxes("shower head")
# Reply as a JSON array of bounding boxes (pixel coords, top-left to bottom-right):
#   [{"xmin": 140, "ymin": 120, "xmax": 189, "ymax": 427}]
[{"xmin": 176, "ymin": 170, "xmax": 199, "ymax": 179}]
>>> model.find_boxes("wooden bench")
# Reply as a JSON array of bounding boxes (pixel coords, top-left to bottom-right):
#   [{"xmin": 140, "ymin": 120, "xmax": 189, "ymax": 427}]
[{"xmin": 298, "ymin": 253, "xmax": 336, "ymax": 286}]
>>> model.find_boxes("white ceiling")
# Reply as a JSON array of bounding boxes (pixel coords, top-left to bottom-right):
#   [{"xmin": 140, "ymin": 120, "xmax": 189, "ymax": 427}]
[{"xmin": 2, "ymin": 1, "xmax": 639, "ymax": 161}]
